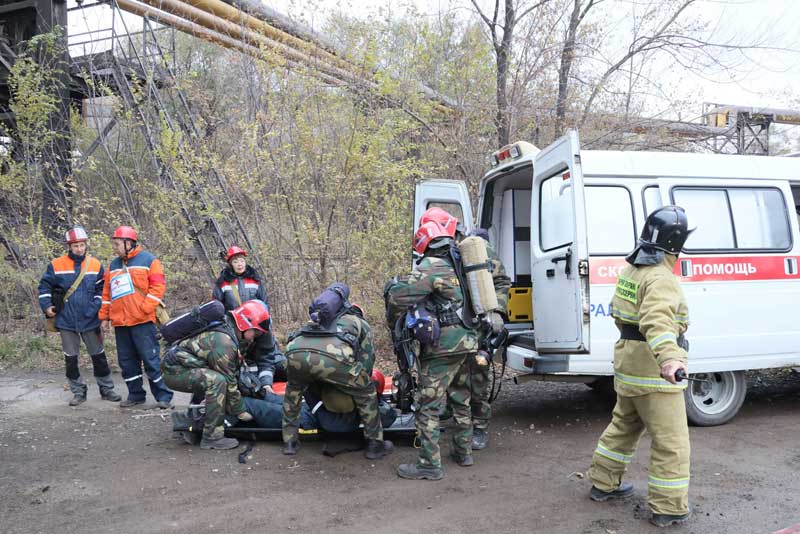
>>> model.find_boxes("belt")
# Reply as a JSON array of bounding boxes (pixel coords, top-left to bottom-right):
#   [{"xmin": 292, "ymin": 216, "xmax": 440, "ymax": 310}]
[{"xmin": 618, "ymin": 324, "xmax": 645, "ymax": 342}]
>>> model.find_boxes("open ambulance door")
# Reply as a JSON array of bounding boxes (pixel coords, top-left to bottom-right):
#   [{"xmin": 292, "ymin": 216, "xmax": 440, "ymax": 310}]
[
  {"xmin": 414, "ymin": 180, "xmax": 473, "ymax": 234},
  {"xmin": 529, "ymin": 131, "xmax": 590, "ymax": 353}
]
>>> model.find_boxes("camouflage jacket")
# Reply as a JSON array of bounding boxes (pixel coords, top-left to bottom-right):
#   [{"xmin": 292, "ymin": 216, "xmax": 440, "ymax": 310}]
[
  {"xmin": 486, "ymin": 242, "xmax": 511, "ymax": 314},
  {"xmin": 286, "ymin": 313, "xmax": 375, "ymax": 371},
  {"xmin": 385, "ymin": 249, "xmax": 479, "ymax": 358},
  {"xmin": 172, "ymin": 326, "xmax": 240, "ymax": 380}
]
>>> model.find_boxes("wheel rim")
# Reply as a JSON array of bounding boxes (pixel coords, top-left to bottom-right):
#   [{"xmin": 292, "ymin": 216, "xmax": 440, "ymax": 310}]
[{"xmin": 687, "ymin": 371, "xmax": 738, "ymax": 416}]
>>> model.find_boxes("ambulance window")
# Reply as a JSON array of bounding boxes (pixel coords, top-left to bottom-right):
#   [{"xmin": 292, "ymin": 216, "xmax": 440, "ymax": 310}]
[
  {"xmin": 426, "ymin": 201, "xmax": 464, "ymax": 222},
  {"xmin": 539, "ymin": 172, "xmax": 574, "ymax": 251},
  {"xmin": 643, "ymin": 186, "xmax": 663, "ymax": 215},
  {"xmin": 673, "ymin": 189, "xmax": 735, "ymax": 249},
  {"xmin": 585, "ymin": 186, "xmax": 635, "ymax": 255},
  {"xmin": 728, "ymin": 188, "xmax": 791, "ymax": 249}
]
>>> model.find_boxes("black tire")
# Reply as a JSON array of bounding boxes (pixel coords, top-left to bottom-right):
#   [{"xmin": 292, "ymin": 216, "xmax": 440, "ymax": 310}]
[{"xmin": 684, "ymin": 370, "xmax": 746, "ymax": 426}]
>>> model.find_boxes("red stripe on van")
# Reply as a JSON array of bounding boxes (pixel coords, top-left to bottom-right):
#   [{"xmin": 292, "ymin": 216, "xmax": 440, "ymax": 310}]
[
  {"xmin": 590, "ymin": 256, "xmax": 800, "ymax": 284},
  {"xmin": 774, "ymin": 524, "xmax": 800, "ymax": 534}
]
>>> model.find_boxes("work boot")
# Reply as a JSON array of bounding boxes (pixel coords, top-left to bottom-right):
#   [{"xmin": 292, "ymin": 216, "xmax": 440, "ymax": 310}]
[
  {"xmin": 650, "ymin": 511, "xmax": 691, "ymax": 528},
  {"xmin": 200, "ymin": 436, "xmax": 240, "ymax": 450},
  {"xmin": 119, "ymin": 398, "xmax": 146, "ymax": 408},
  {"xmin": 237, "ymin": 412, "xmax": 254, "ymax": 423},
  {"xmin": 472, "ymin": 428, "xmax": 489, "ymax": 450},
  {"xmin": 449, "ymin": 451, "xmax": 474, "ymax": 467},
  {"xmin": 282, "ymin": 440, "xmax": 300, "ymax": 456},
  {"xmin": 397, "ymin": 463, "xmax": 444, "ymax": 481},
  {"xmin": 68, "ymin": 379, "xmax": 88, "ymax": 406},
  {"xmin": 96, "ymin": 375, "xmax": 121, "ymax": 402},
  {"xmin": 181, "ymin": 431, "xmax": 201, "ymax": 446},
  {"xmin": 364, "ymin": 439, "xmax": 394, "ymax": 460},
  {"xmin": 589, "ymin": 482, "xmax": 634, "ymax": 502},
  {"xmin": 156, "ymin": 400, "xmax": 173, "ymax": 410}
]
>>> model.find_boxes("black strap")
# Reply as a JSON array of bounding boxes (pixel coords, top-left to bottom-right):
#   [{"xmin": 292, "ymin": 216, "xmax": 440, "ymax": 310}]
[
  {"xmin": 462, "ymin": 261, "xmax": 492, "ymax": 274},
  {"xmin": 619, "ymin": 324, "xmax": 646, "ymax": 342}
]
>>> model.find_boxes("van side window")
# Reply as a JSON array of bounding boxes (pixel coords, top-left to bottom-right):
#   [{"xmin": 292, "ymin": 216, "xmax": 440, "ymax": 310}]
[
  {"xmin": 585, "ymin": 186, "xmax": 636, "ymax": 255},
  {"xmin": 427, "ymin": 201, "xmax": 464, "ymax": 223},
  {"xmin": 642, "ymin": 185, "xmax": 663, "ymax": 216},
  {"xmin": 540, "ymin": 172, "xmax": 574, "ymax": 251},
  {"xmin": 672, "ymin": 187, "xmax": 791, "ymax": 252}
]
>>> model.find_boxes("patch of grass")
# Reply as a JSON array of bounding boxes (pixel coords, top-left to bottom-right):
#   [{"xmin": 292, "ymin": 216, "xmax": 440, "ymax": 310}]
[{"xmin": 0, "ymin": 333, "xmax": 64, "ymax": 371}]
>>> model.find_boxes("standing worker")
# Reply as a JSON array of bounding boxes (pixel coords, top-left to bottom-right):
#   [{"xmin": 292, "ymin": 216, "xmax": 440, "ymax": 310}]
[
  {"xmin": 281, "ymin": 283, "xmax": 393, "ymax": 460},
  {"xmin": 385, "ymin": 213, "xmax": 481, "ymax": 480},
  {"xmin": 99, "ymin": 226, "xmax": 174, "ymax": 409},
  {"xmin": 38, "ymin": 226, "xmax": 121, "ymax": 406},
  {"xmin": 587, "ymin": 206, "xmax": 694, "ymax": 528},
  {"xmin": 212, "ymin": 245, "xmax": 285, "ymax": 393}
]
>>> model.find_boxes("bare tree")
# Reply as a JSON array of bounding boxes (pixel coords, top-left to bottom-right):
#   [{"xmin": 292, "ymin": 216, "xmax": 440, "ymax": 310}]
[{"xmin": 470, "ymin": 0, "xmax": 550, "ymax": 147}]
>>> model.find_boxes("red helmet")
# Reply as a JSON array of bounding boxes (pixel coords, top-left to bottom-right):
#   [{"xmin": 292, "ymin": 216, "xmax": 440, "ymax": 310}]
[
  {"xmin": 419, "ymin": 207, "xmax": 458, "ymax": 237},
  {"xmin": 226, "ymin": 245, "xmax": 247, "ymax": 263},
  {"xmin": 65, "ymin": 226, "xmax": 89, "ymax": 244},
  {"xmin": 414, "ymin": 221, "xmax": 452, "ymax": 255},
  {"xmin": 112, "ymin": 226, "xmax": 138, "ymax": 241},
  {"xmin": 231, "ymin": 299, "xmax": 270, "ymax": 334},
  {"xmin": 372, "ymin": 370, "xmax": 386, "ymax": 395}
]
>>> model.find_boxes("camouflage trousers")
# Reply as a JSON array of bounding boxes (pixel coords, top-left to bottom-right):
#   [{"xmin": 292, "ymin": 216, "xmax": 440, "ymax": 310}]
[
  {"xmin": 416, "ymin": 351, "xmax": 473, "ymax": 469},
  {"xmin": 162, "ymin": 362, "xmax": 246, "ymax": 440},
  {"xmin": 282, "ymin": 350, "xmax": 382, "ymax": 443},
  {"xmin": 467, "ymin": 356, "xmax": 492, "ymax": 430}
]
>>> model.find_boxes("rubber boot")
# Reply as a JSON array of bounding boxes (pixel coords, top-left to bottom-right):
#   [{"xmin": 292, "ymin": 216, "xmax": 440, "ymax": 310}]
[
  {"xmin": 590, "ymin": 482, "xmax": 635, "ymax": 502},
  {"xmin": 449, "ymin": 451, "xmax": 474, "ymax": 466},
  {"xmin": 200, "ymin": 436, "xmax": 239, "ymax": 450},
  {"xmin": 650, "ymin": 511, "xmax": 691, "ymax": 528},
  {"xmin": 397, "ymin": 463, "xmax": 444, "ymax": 480},
  {"xmin": 96, "ymin": 374, "xmax": 121, "ymax": 402},
  {"xmin": 364, "ymin": 439, "xmax": 394, "ymax": 459},
  {"xmin": 282, "ymin": 440, "xmax": 300, "ymax": 456},
  {"xmin": 472, "ymin": 428, "xmax": 489, "ymax": 450},
  {"xmin": 68, "ymin": 378, "xmax": 88, "ymax": 406}
]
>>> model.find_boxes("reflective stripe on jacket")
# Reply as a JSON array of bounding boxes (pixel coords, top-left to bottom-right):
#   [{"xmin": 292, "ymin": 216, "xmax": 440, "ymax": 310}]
[
  {"xmin": 609, "ymin": 254, "xmax": 689, "ymax": 396},
  {"xmin": 98, "ymin": 245, "xmax": 166, "ymax": 327},
  {"xmin": 38, "ymin": 255, "xmax": 104, "ymax": 332}
]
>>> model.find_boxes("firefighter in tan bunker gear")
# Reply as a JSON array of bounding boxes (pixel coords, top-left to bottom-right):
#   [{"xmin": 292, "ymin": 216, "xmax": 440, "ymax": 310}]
[{"xmin": 588, "ymin": 206, "xmax": 694, "ymax": 529}]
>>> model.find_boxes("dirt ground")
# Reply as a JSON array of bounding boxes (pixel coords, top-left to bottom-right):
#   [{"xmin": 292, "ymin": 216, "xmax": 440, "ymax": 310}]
[{"xmin": 1, "ymin": 369, "xmax": 799, "ymax": 534}]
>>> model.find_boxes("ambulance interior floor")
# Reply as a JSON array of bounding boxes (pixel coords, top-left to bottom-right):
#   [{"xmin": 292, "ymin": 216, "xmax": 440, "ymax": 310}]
[{"xmin": 1, "ymin": 369, "xmax": 799, "ymax": 534}]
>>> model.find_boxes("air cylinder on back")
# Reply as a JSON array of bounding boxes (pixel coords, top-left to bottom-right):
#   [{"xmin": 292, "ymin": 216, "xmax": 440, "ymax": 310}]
[{"xmin": 457, "ymin": 235, "xmax": 498, "ymax": 316}]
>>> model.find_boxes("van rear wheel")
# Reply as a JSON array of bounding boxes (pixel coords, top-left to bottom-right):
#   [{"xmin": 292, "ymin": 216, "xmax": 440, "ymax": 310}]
[{"xmin": 684, "ymin": 370, "xmax": 746, "ymax": 426}]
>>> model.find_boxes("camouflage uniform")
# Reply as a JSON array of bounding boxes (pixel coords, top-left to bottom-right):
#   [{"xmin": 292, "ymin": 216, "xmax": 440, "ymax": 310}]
[
  {"xmin": 282, "ymin": 312, "xmax": 382, "ymax": 444},
  {"xmin": 588, "ymin": 254, "xmax": 691, "ymax": 516},
  {"xmin": 386, "ymin": 250, "xmax": 479, "ymax": 469},
  {"xmin": 161, "ymin": 325, "xmax": 246, "ymax": 440},
  {"xmin": 461, "ymin": 242, "xmax": 510, "ymax": 431}
]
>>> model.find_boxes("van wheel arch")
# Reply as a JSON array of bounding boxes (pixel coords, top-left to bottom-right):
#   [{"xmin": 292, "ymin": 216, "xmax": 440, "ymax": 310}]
[{"xmin": 684, "ymin": 370, "xmax": 746, "ymax": 427}]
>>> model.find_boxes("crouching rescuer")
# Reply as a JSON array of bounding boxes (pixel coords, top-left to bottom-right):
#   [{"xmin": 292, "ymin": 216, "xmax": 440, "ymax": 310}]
[
  {"xmin": 160, "ymin": 300, "xmax": 270, "ymax": 450},
  {"xmin": 588, "ymin": 206, "xmax": 694, "ymax": 528},
  {"xmin": 281, "ymin": 283, "xmax": 393, "ymax": 460}
]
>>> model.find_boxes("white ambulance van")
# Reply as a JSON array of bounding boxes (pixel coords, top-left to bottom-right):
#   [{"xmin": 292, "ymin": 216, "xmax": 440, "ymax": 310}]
[{"xmin": 414, "ymin": 130, "xmax": 800, "ymax": 426}]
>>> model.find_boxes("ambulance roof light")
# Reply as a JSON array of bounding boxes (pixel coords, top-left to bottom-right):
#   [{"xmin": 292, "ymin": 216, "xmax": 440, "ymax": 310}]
[{"xmin": 489, "ymin": 141, "xmax": 539, "ymax": 168}]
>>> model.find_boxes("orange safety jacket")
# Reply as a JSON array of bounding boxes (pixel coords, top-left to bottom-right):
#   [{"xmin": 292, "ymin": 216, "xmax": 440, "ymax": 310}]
[{"xmin": 99, "ymin": 245, "xmax": 166, "ymax": 327}]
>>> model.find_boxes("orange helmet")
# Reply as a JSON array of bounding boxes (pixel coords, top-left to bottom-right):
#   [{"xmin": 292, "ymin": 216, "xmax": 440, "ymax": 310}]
[
  {"xmin": 372, "ymin": 370, "xmax": 386, "ymax": 395},
  {"xmin": 414, "ymin": 221, "xmax": 452, "ymax": 255},
  {"xmin": 226, "ymin": 245, "xmax": 247, "ymax": 263},
  {"xmin": 112, "ymin": 226, "xmax": 138, "ymax": 241},
  {"xmin": 231, "ymin": 299, "xmax": 270, "ymax": 334},
  {"xmin": 65, "ymin": 226, "xmax": 89, "ymax": 244},
  {"xmin": 419, "ymin": 207, "xmax": 458, "ymax": 237}
]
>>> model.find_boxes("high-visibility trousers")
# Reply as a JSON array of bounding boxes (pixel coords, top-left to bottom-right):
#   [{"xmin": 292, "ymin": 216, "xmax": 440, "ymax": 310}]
[{"xmin": 588, "ymin": 392, "xmax": 690, "ymax": 515}]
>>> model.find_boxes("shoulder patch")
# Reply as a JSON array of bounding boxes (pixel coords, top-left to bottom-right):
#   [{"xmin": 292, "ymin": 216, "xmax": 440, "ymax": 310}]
[{"xmin": 615, "ymin": 275, "xmax": 639, "ymax": 304}]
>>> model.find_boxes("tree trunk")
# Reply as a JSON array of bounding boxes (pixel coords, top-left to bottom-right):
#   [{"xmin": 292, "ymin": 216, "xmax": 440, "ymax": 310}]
[
  {"xmin": 494, "ymin": 0, "xmax": 515, "ymax": 147},
  {"xmin": 554, "ymin": 0, "xmax": 582, "ymax": 140}
]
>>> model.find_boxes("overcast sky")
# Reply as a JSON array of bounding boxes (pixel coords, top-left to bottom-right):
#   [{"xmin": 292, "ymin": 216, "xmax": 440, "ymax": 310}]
[{"xmin": 68, "ymin": 0, "xmax": 800, "ymax": 121}]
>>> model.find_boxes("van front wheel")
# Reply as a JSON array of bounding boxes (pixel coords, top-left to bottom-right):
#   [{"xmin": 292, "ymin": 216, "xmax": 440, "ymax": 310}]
[{"xmin": 683, "ymin": 370, "xmax": 746, "ymax": 427}]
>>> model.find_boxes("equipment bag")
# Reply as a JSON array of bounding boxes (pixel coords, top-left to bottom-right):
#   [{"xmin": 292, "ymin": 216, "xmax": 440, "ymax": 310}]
[
  {"xmin": 308, "ymin": 283, "xmax": 350, "ymax": 327},
  {"xmin": 160, "ymin": 300, "xmax": 226, "ymax": 344},
  {"xmin": 405, "ymin": 304, "xmax": 440, "ymax": 347}
]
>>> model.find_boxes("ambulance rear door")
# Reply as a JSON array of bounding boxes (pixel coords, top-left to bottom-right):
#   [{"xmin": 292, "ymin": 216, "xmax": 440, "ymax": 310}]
[
  {"xmin": 414, "ymin": 180, "xmax": 473, "ymax": 234},
  {"xmin": 530, "ymin": 130, "xmax": 591, "ymax": 353}
]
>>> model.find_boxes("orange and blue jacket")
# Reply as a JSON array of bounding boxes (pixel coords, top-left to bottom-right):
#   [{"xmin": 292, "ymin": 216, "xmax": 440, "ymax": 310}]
[
  {"xmin": 99, "ymin": 245, "xmax": 166, "ymax": 327},
  {"xmin": 38, "ymin": 254, "xmax": 104, "ymax": 332}
]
